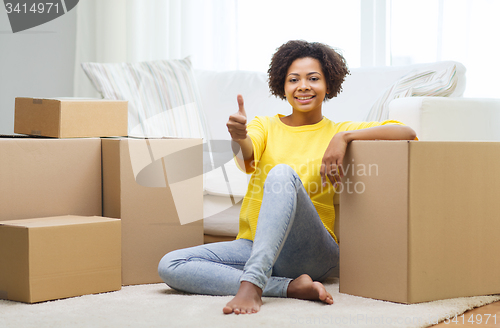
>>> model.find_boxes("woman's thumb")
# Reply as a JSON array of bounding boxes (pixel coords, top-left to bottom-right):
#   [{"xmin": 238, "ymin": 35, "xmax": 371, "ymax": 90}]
[{"xmin": 237, "ymin": 94, "xmax": 246, "ymax": 117}]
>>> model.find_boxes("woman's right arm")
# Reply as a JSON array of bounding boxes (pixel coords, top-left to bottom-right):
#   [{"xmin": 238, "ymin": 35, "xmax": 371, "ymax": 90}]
[{"xmin": 226, "ymin": 94, "xmax": 255, "ymax": 171}]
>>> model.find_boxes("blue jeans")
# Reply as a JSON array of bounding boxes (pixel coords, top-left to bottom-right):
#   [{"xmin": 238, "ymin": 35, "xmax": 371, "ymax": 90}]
[{"xmin": 158, "ymin": 164, "xmax": 339, "ymax": 298}]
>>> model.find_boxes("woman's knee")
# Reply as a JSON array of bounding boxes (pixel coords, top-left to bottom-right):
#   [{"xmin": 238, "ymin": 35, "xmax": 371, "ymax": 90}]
[
  {"xmin": 157, "ymin": 249, "xmax": 186, "ymax": 286},
  {"xmin": 268, "ymin": 164, "xmax": 296, "ymax": 178},
  {"xmin": 265, "ymin": 164, "xmax": 299, "ymax": 190}
]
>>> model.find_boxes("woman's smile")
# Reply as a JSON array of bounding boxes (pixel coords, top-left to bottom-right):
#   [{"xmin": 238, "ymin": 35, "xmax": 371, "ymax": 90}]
[{"xmin": 295, "ymin": 95, "xmax": 316, "ymax": 104}]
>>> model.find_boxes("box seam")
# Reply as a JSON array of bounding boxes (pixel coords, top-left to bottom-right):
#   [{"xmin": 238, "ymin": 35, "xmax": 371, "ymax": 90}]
[
  {"xmin": 27, "ymin": 227, "xmax": 33, "ymax": 303},
  {"xmin": 406, "ymin": 140, "xmax": 411, "ymax": 303},
  {"xmin": 119, "ymin": 140, "xmax": 124, "ymax": 285},
  {"xmin": 101, "ymin": 138, "xmax": 104, "ymax": 216},
  {"xmin": 58, "ymin": 101, "xmax": 62, "ymax": 138},
  {"xmin": 118, "ymin": 139, "xmax": 122, "ymax": 219}
]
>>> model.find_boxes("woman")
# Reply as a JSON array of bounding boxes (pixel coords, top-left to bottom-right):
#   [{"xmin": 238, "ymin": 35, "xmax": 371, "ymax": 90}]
[{"xmin": 158, "ymin": 40, "xmax": 416, "ymax": 315}]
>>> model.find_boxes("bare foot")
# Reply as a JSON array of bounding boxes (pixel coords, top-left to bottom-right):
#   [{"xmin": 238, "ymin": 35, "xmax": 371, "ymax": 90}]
[
  {"xmin": 287, "ymin": 274, "xmax": 334, "ymax": 305},
  {"xmin": 223, "ymin": 281, "xmax": 263, "ymax": 315}
]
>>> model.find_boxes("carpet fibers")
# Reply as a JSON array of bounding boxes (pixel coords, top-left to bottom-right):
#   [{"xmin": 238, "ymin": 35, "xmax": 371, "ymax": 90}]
[{"xmin": 1, "ymin": 278, "xmax": 499, "ymax": 328}]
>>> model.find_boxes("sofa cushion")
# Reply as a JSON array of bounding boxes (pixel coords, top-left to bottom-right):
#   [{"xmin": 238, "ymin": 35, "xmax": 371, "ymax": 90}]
[
  {"xmin": 388, "ymin": 97, "xmax": 500, "ymax": 141},
  {"xmin": 82, "ymin": 58, "xmax": 209, "ymax": 139},
  {"xmin": 204, "ymin": 159, "xmax": 249, "ymax": 197},
  {"xmin": 366, "ymin": 62, "xmax": 466, "ymax": 121}
]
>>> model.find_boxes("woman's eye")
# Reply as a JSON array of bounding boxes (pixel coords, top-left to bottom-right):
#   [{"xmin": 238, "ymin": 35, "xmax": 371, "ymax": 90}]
[
  {"xmin": 289, "ymin": 78, "xmax": 298, "ymax": 83},
  {"xmin": 310, "ymin": 76, "xmax": 319, "ymax": 81}
]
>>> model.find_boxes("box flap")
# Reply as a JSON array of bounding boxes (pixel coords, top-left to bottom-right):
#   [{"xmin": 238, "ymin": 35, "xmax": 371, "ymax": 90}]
[
  {"xmin": 0, "ymin": 216, "xmax": 119, "ymax": 228},
  {"xmin": 18, "ymin": 97, "xmax": 126, "ymax": 103},
  {"xmin": 126, "ymin": 138, "xmax": 203, "ymax": 225}
]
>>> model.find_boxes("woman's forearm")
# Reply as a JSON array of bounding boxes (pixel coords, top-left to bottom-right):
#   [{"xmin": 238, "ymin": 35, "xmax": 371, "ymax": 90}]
[
  {"xmin": 341, "ymin": 125, "xmax": 416, "ymax": 143},
  {"xmin": 231, "ymin": 137, "xmax": 255, "ymax": 171}
]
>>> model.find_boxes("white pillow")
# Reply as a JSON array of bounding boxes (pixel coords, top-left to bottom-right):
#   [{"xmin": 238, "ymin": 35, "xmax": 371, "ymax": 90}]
[
  {"xmin": 82, "ymin": 58, "xmax": 210, "ymax": 139},
  {"xmin": 366, "ymin": 64, "xmax": 460, "ymax": 121}
]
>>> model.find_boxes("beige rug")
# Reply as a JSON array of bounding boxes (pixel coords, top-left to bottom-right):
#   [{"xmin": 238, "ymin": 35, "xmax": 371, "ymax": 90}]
[{"xmin": 1, "ymin": 278, "xmax": 499, "ymax": 328}]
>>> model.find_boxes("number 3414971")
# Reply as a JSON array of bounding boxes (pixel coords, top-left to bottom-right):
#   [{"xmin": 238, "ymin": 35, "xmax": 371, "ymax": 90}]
[
  {"xmin": 444, "ymin": 313, "xmax": 496, "ymax": 325},
  {"xmin": 5, "ymin": 2, "xmax": 60, "ymax": 14}
]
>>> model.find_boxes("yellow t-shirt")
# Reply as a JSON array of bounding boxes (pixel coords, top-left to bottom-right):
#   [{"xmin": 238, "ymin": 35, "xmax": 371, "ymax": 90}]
[{"xmin": 236, "ymin": 114, "xmax": 406, "ymax": 243}]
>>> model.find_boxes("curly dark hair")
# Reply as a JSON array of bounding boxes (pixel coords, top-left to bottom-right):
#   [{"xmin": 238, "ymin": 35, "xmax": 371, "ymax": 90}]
[{"xmin": 268, "ymin": 40, "xmax": 350, "ymax": 101}]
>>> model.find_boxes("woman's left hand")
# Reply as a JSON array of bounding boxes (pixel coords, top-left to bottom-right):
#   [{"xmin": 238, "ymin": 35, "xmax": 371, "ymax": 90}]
[{"xmin": 321, "ymin": 132, "xmax": 348, "ymax": 189}]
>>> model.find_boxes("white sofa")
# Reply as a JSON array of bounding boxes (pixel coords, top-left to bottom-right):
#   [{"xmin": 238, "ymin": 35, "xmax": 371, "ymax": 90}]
[{"xmin": 195, "ymin": 61, "xmax": 500, "ymax": 241}]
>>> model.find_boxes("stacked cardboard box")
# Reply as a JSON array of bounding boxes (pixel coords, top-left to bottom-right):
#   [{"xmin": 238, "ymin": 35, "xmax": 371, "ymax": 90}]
[
  {"xmin": 0, "ymin": 215, "xmax": 121, "ymax": 303},
  {"xmin": 0, "ymin": 98, "xmax": 204, "ymax": 302},
  {"xmin": 102, "ymin": 137, "xmax": 204, "ymax": 285},
  {"xmin": 14, "ymin": 97, "xmax": 128, "ymax": 138},
  {"xmin": 0, "ymin": 136, "xmax": 103, "ymax": 221}
]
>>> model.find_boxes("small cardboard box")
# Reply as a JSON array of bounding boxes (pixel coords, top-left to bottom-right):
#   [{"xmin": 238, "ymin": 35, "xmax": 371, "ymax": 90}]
[
  {"xmin": 102, "ymin": 137, "xmax": 204, "ymax": 285},
  {"xmin": 14, "ymin": 97, "xmax": 128, "ymax": 138},
  {"xmin": 0, "ymin": 215, "xmax": 121, "ymax": 303},
  {"xmin": 0, "ymin": 136, "xmax": 102, "ymax": 221},
  {"xmin": 339, "ymin": 141, "xmax": 500, "ymax": 303}
]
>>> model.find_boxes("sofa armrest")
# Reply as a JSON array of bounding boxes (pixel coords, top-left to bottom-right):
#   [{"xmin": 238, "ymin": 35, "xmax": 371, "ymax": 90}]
[{"xmin": 388, "ymin": 97, "xmax": 500, "ymax": 141}]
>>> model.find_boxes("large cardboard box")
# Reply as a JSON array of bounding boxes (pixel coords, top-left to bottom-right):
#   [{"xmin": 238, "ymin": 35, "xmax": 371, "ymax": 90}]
[
  {"xmin": 0, "ymin": 215, "xmax": 121, "ymax": 303},
  {"xmin": 14, "ymin": 97, "xmax": 127, "ymax": 138},
  {"xmin": 0, "ymin": 136, "xmax": 102, "ymax": 221},
  {"xmin": 339, "ymin": 140, "xmax": 500, "ymax": 303},
  {"xmin": 102, "ymin": 138, "xmax": 204, "ymax": 285}
]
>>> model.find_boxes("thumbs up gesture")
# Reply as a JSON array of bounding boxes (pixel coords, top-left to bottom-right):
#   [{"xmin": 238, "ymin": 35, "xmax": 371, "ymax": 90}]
[{"xmin": 226, "ymin": 94, "xmax": 248, "ymax": 141}]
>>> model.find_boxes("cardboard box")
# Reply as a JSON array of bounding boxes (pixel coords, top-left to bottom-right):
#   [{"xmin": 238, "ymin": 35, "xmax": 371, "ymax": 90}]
[
  {"xmin": 0, "ymin": 136, "xmax": 102, "ymax": 221},
  {"xmin": 102, "ymin": 138, "xmax": 204, "ymax": 285},
  {"xmin": 14, "ymin": 97, "xmax": 128, "ymax": 138},
  {"xmin": 339, "ymin": 141, "xmax": 500, "ymax": 303},
  {"xmin": 0, "ymin": 215, "xmax": 121, "ymax": 303}
]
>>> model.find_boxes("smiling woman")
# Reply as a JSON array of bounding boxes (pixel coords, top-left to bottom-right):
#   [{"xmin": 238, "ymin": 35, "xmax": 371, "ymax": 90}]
[{"xmin": 158, "ymin": 39, "xmax": 416, "ymax": 315}]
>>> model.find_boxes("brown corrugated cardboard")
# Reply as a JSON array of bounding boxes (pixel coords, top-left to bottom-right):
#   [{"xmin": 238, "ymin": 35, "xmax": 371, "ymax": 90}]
[
  {"xmin": 102, "ymin": 137, "xmax": 204, "ymax": 285},
  {"xmin": 14, "ymin": 97, "xmax": 128, "ymax": 138},
  {"xmin": 0, "ymin": 136, "xmax": 102, "ymax": 221},
  {"xmin": 0, "ymin": 215, "xmax": 121, "ymax": 303},
  {"xmin": 339, "ymin": 140, "xmax": 500, "ymax": 303}
]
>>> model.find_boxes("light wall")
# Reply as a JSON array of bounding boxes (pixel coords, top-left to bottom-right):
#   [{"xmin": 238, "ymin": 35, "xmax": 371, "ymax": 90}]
[{"xmin": 0, "ymin": 9, "xmax": 77, "ymax": 135}]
